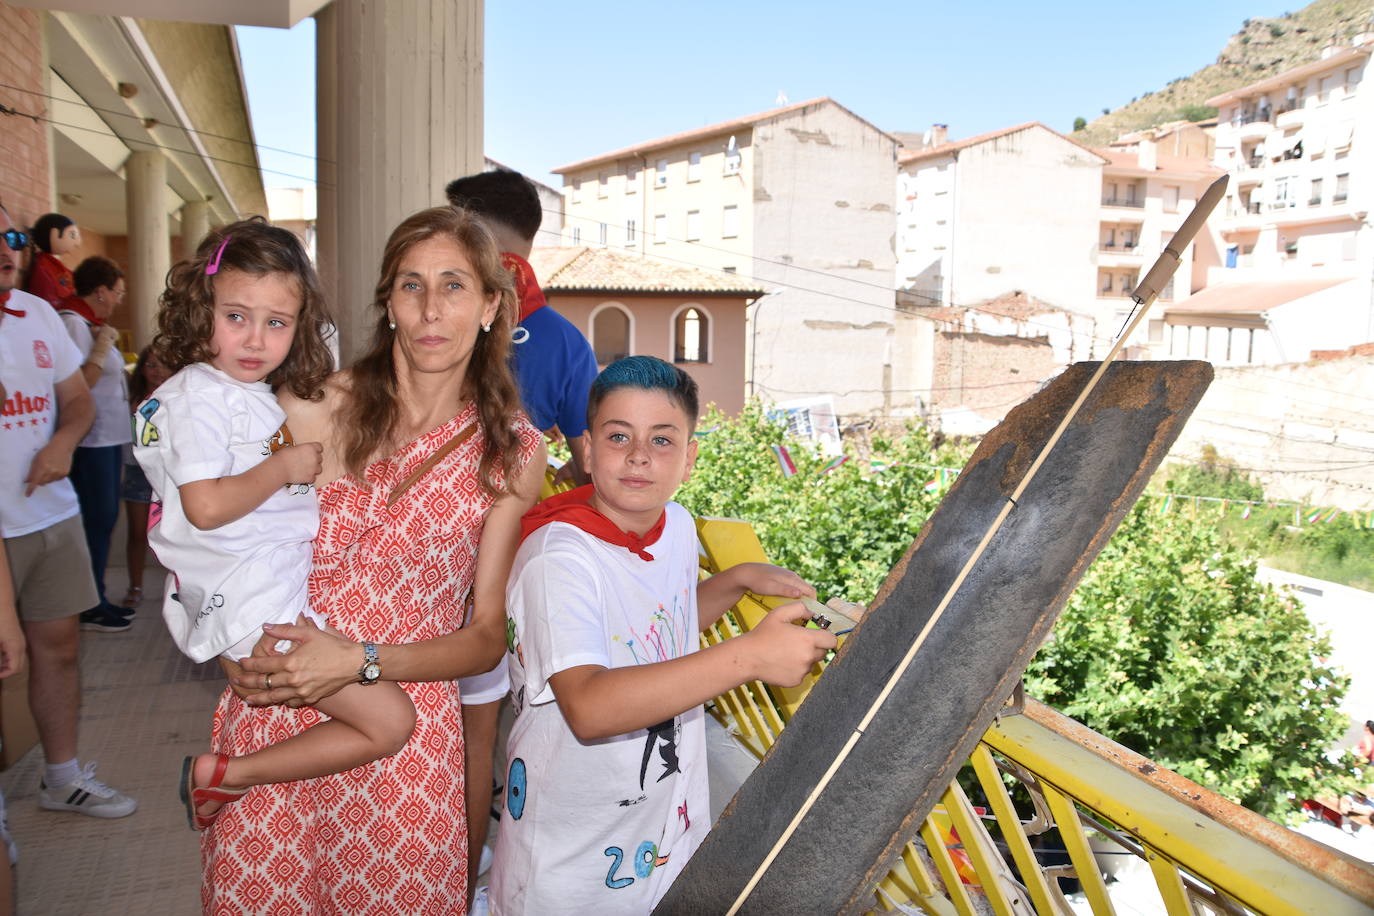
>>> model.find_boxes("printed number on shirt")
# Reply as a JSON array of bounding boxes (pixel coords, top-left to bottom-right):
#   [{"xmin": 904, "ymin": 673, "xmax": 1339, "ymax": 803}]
[{"xmin": 603, "ymin": 840, "xmax": 669, "ymax": 890}]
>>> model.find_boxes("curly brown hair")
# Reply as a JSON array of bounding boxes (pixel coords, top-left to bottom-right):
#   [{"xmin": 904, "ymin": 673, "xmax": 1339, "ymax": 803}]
[
  {"xmin": 338, "ymin": 206, "xmax": 524, "ymax": 497},
  {"xmin": 151, "ymin": 217, "xmax": 333, "ymax": 400}
]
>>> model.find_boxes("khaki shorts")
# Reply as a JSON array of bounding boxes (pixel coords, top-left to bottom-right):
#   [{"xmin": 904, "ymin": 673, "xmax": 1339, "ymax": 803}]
[{"xmin": 4, "ymin": 514, "xmax": 99, "ymax": 621}]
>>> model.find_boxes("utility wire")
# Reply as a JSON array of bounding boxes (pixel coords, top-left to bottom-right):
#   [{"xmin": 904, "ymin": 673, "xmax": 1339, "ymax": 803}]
[
  {"xmin": 0, "ymin": 79, "xmax": 330, "ymax": 165},
  {"xmin": 0, "ymin": 103, "xmax": 329, "ymax": 189}
]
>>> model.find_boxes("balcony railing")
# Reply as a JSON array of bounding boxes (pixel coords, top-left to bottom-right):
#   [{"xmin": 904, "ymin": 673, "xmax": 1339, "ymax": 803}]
[
  {"xmin": 694, "ymin": 515, "xmax": 1374, "ymax": 916},
  {"xmin": 1233, "ymin": 109, "xmax": 1273, "ymax": 126},
  {"xmin": 1101, "ymin": 197, "xmax": 1144, "ymax": 208}
]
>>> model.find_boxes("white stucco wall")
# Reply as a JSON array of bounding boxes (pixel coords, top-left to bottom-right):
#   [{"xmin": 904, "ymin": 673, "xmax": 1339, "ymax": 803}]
[
  {"xmin": 747, "ymin": 102, "xmax": 899, "ymax": 417},
  {"xmin": 947, "ymin": 127, "xmax": 1103, "ymax": 316},
  {"xmin": 1168, "ymin": 353, "xmax": 1374, "ymax": 509}
]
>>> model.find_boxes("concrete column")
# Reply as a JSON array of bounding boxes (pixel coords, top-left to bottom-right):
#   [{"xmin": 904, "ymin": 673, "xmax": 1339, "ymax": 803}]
[
  {"xmin": 320, "ymin": 0, "xmax": 484, "ymax": 361},
  {"xmin": 314, "ymin": 3, "xmax": 338, "ymax": 339},
  {"xmin": 181, "ymin": 199, "xmax": 210, "ymax": 254},
  {"xmin": 126, "ymin": 150, "xmax": 169, "ymax": 349}
]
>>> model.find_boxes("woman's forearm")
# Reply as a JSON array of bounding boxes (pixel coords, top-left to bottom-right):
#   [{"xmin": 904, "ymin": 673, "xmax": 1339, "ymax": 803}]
[{"xmin": 373, "ymin": 620, "xmax": 505, "ymax": 683}]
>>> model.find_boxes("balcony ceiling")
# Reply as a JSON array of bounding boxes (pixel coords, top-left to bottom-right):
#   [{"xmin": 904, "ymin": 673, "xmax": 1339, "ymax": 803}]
[{"xmin": 9, "ymin": 0, "xmax": 328, "ymax": 28}]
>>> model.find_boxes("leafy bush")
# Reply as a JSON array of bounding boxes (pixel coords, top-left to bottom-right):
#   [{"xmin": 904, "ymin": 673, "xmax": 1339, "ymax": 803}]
[
  {"xmin": 1025, "ymin": 504, "xmax": 1349, "ymax": 818},
  {"xmin": 1161, "ymin": 444, "xmax": 1263, "ymax": 501},
  {"xmin": 1073, "ymin": 116, "xmax": 1087, "ymax": 132},
  {"xmin": 1178, "ymin": 104, "xmax": 1219, "ymax": 122},
  {"xmin": 677, "ymin": 403, "xmax": 964, "ymax": 603},
  {"xmin": 675, "ymin": 407, "xmax": 1349, "ymax": 820}
]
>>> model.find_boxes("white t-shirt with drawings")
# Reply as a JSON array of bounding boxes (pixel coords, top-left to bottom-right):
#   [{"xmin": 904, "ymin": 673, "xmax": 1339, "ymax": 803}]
[
  {"xmin": 0, "ymin": 289, "xmax": 84, "ymax": 538},
  {"xmin": 491, "ymin": 501, "xmax": 708, "ymax": 916},
  {"xmin": 133, "ymin": 362, "xmax": 321, "ymax": 663}
]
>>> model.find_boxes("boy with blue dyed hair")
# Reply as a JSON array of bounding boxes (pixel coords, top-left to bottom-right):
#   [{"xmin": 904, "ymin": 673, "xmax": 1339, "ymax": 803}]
[{"xmin": 490, "ymin": 356, "xmax": 836, "ymax": 915}]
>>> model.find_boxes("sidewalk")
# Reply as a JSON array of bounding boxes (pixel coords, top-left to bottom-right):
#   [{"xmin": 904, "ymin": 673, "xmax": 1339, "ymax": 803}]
[{"xmin": 1, "ymin": 561, "xmax": 212, "ymax": 914}]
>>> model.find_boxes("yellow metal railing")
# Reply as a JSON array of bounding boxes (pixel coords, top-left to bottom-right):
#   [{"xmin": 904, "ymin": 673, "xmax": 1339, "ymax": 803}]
[{"xmin": 695, "ymin": 516, "xmax": 1374, "ymax": 916}]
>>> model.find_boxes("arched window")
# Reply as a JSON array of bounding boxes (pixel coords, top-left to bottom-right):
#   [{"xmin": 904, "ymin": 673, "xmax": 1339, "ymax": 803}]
[
  {"xmin": 673, "ymin": 305, "xmax": 710, "ymax": 363},
  {"xmin": 591, "ymin": 303, "xmax": 632, "ymax": 365}
]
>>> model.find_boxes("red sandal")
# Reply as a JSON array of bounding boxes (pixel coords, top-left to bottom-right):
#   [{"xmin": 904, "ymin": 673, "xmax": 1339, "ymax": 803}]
[{"xmin": 180, "ymin": 754, "xmax": 248, "ymax": 831}]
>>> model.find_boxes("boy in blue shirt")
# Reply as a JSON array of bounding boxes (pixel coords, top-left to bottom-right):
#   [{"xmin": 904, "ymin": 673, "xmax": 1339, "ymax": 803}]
[{"xmin": 491, "ymin": 356, "xmax": 835, "ymax": 914}]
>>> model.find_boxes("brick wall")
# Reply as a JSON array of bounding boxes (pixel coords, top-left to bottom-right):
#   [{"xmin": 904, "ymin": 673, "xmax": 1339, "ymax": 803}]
[
  {"xmin": 0, "ymin": 5, "xmax": 50, "ymax": 229},
  {"xmin": 929, "ymin": 330, "xmax": 1056, "ymax": 418}
]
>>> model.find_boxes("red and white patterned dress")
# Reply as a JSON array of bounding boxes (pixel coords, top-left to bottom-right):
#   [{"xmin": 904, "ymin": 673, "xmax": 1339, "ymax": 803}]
[{"xmin": 202, "ymin": 404, "xmax": 540, "ymax": 915}]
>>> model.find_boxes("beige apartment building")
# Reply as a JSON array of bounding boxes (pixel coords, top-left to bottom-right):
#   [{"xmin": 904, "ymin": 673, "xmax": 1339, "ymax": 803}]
[
  {"xmin": 1094, "ymin": 131, "xmax": 1224, "ymax": 353},
  {"xmin": 1176, "ymin": 36, "xmax": 1374, "ymax": 364},
  {"xmin": 554, "ymin": 98, "xmax": 900, "ymax": 419},
  {"xmin": 896, "ymin": 122, "xmax": 1106, "ymax": 324}
]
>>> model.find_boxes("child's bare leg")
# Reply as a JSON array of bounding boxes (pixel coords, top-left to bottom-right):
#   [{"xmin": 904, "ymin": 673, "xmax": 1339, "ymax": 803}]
[
  {"xmin": 462, "ymin": 699, "xmax": 502, "ymax": 895},
  {"xmin": 123, "ymin": 501, "xmax": 149, "ymax": 597},
  {"xmin": 189, "ymin": 681, "xmax": 415, "ymax": 821}
]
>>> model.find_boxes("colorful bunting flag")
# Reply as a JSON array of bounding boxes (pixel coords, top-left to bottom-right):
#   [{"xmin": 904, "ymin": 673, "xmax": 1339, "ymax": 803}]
[
  {"xmin": 820, "ymin": 455, "xmax": 849, "ymax": 474},
  {"xmin": 1305, "ymin": 508, "xmax": 1323, "ymax": 523},
  {"xmin": 772, "ymin": 444, "xmax": 797, "ymax": 478},
  {"xmin": 923, "ymin": 478, "xmax": 939, "ymax": 494},
  {"xmin": 1241, "ymin": 504, "xmax": 1252, "ymax": 520}
]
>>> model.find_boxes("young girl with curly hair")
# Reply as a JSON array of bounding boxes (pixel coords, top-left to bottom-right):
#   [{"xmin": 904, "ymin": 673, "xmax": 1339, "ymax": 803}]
[{"xmin": 133, "ymin": 218, "xmax": 415, "ymax": 830}]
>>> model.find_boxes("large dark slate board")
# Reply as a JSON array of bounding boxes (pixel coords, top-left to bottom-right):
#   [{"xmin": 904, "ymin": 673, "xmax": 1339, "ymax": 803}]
[{"xmin": 657, "ymin": 360, "xmax": 1213, "ymax": 915}]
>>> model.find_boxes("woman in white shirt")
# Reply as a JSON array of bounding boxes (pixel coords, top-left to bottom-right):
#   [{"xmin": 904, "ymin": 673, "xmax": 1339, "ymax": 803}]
[{"xmin": 56, "ymin": 256, "xmax": 131, "ymax": 633}]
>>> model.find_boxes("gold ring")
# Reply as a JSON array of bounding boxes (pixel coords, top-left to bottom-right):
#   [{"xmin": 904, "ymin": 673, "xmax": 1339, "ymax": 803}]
[{"xmin": 265, "ymin": 674, "xmax": 273, "ymax": 690}]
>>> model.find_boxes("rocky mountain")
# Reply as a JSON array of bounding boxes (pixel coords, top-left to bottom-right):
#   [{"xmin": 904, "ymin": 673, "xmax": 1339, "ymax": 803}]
[{"xmin": 1074, "ymin": 0, "xmax": 1374, "ymax": 145}]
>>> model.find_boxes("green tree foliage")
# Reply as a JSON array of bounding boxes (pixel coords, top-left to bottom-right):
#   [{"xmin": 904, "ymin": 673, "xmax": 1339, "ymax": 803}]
[
  {"xmin": 1178, "ymin": 103, "xmax": 1219, "ymax": 122},
  {"xmin": 677, "ymin": 405, "xmax": 1349, "ymax": 820},
  {"xmin": 1026, "ymin": 504, "xmax": 1348, "ymax": 818},
  {"xmin": 1072, "ymin": 116, "xmax": 1087, "ymax": 132},
  {"xmin": 676, "ymin": 403, "xmax": 960, "ymax": 603},
  {"xmin": 1162, "ymin": 444, "xmax": 1263, "ymax": 501}
]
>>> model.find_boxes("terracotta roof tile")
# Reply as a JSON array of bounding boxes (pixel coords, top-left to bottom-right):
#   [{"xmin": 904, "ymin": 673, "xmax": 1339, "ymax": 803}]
[
  {"xmin": 553, "ymin": 98, "xmax": 897, "ymax": 174},
  {"xmin": 1094, "ymin": 148, "xmax": 1223, "ymax": 179},
  {"xmin": 897, "ymin": 122, "xmax": 1108, "ymax": 166},
  {"xmin": 528, "ymin": 247, "xmax": 766, "ymax": 296},
  {"xmin": 1163, "ymin": 277, "xmax": 1352, "ymax": 316}
]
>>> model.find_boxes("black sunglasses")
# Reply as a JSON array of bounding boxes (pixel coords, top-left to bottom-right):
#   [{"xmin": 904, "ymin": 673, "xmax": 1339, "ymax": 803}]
[{"xmin": 2, "ymin": 229, "xmax": 28, "ymax": 252}]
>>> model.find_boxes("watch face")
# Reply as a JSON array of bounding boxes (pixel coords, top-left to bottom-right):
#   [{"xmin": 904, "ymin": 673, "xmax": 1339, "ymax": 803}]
[{"xmin": 363, "ymin": 662, "xmax": 382, "ymax": 681}]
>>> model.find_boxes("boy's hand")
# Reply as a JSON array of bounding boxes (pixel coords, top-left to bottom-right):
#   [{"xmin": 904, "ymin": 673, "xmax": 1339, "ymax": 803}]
[
  {"xmin": 273, "ymin": 441, "xmax": 324, "ymax": 485},
  {"xmin": 744, "ymin": 601, "xmax": 837, "ymax": 687},
  {"xmin": 735, "ymin": 562, "xmax": 816, "ymax": 600}
]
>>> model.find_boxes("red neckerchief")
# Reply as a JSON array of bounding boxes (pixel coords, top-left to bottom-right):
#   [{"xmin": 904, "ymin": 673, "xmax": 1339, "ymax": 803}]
[
  {"xmin": 56, "ymin": 293, "xmax": 101, "ymax": 326},
  {"xmin": 0, "ymin": 290, "xmax": 22, "ymax": 318},
  {"xmin": 501, "ymin": 252, "xmax": 547, "ymax": 323},
  {"xmin": 520, "ymin": 484, "xmax": 666, "ymax": 561}
]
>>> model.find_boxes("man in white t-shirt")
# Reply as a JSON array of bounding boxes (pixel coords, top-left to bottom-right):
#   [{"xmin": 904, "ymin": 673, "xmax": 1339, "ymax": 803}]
[
  {"xmin": 490, "ymin": 357, "xmax": 834, "ymax": 914},
  {"xmin": 0, "ymin": 202, "xmax": 136, "ymax": 819}
]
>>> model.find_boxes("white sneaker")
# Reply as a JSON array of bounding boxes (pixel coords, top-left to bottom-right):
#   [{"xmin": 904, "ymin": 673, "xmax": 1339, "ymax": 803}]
[
  {"xmin": 470, "ymin": 886, "xmax": 490, "ymax": 916},
  {"xmin": 39, "ymin": 762, "xmax": 137, "ymax": 818}
]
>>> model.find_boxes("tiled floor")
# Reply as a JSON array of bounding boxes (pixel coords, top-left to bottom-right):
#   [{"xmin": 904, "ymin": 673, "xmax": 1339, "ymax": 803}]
[{"xmin": 1, "ymin": 561, "xmax": 215, "ymax": 915}]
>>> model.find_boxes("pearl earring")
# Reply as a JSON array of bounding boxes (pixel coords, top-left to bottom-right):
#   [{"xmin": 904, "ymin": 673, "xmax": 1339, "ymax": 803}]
[
  {"xmin": 388, "ymin": 318, "xmax": 396, "ymax": 330},
  {"xmin": 482, "ymin": 322, "xmax": 492, "ymax": 333}
]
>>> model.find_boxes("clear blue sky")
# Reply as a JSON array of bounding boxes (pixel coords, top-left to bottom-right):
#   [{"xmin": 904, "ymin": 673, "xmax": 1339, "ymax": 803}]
[{"xmin": 238, "ymin": 1, "xmax": 1296, "ymax": 191}]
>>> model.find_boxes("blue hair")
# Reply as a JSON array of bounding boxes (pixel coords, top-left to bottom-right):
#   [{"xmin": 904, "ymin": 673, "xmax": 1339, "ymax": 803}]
[{"xmin": 587, "ymin": 356, "xmax": 699, "ymax": 431}]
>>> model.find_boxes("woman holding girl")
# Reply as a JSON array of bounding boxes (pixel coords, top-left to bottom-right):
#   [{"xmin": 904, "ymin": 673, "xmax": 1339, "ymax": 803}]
[
  {"xmin": 137, "ymin": 219, "xmax": 418, "ymax": 832},
  {"xmin": 200, "ymin": 206, "xmax": 544, "ymax": 913}
]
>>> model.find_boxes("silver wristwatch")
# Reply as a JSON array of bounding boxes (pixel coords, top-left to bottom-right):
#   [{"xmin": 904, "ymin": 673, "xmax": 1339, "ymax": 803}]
[{"xmin": 358, "ymin": 641, "xmax": 381, "ymax": 685}]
